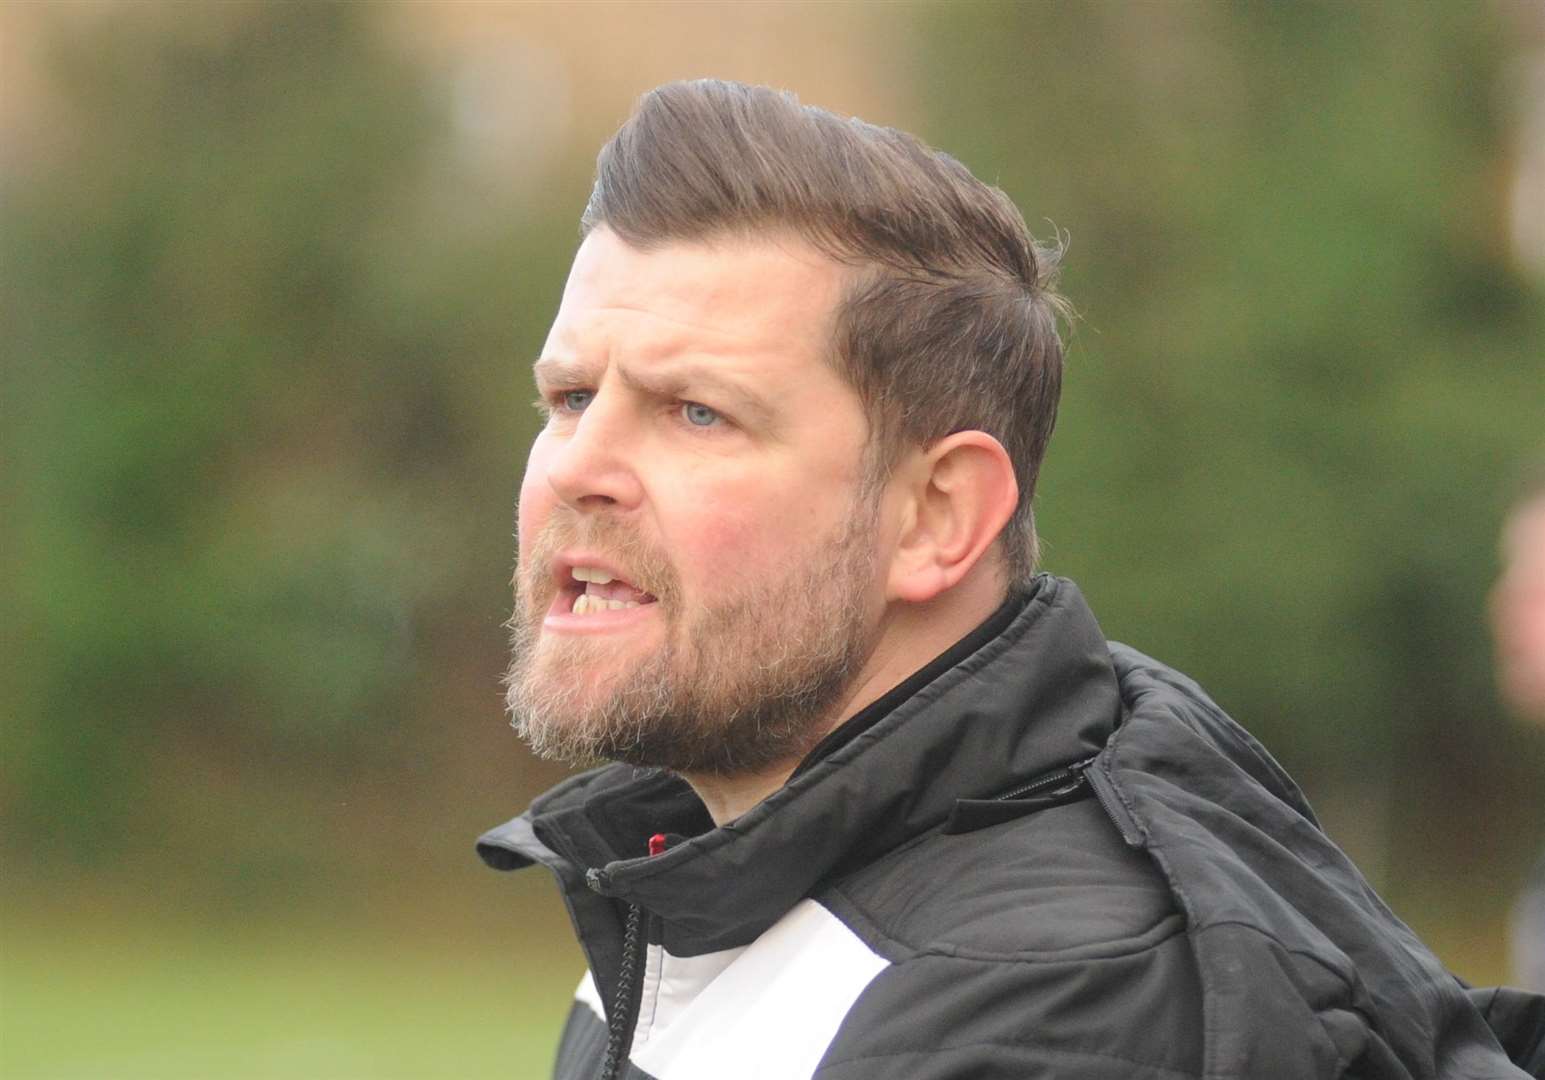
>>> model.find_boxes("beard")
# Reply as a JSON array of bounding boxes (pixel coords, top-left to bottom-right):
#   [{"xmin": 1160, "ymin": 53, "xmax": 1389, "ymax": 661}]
[{"xmin": 504, "ymin": 495, "xmax": 882, "ymax": 777}]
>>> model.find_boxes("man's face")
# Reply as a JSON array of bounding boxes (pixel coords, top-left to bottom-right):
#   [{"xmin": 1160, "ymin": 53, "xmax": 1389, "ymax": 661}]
[
  {"xmin": 1493, "ymin": 496, "xmax": 1545, "ymax": 726},
  {"xmin": 506, "ymin": 228, "xmax": 888, "ymax": 775}
]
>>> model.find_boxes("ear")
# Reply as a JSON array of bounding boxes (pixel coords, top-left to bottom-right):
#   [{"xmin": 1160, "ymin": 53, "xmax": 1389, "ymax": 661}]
[{"xmin": 886, "ymin": 431, "xmax": 1019, "ymax": 604}]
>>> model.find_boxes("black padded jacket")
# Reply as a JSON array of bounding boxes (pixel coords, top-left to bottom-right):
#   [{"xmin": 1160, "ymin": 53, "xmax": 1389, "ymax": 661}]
[{"xmin": 478, "ymin": 575, "xmax": 1545, "ymax": 1079}]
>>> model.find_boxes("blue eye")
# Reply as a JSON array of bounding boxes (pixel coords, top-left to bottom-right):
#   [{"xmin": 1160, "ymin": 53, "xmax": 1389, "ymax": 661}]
[
  {"xmin": 682, "ymin": 402, "xmax": 720, "ymax": 427},
  {"xmin": 562, "ymin": 390, "xmax": 593, "ymax": 412}
]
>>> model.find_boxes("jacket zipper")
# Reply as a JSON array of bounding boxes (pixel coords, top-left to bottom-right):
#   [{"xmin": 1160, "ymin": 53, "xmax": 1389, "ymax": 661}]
[
  {"xmin": 597, "ymin": 901, "xmax": 645, "ymax": 1080},
  {"xmin": 995, "ymin": 754, "xmax": 1145, "ymax": 848},
  {"xmin": 1081, "ymin": 759, "xmax": 1145, "ymax": 847},
  {"xmin": 596, "ymin": 832, "xmax": 670, "ymax": 1080},
  {"xmin": 994, "ymin": 755, "xmax": 1099, "ymax": 801}
]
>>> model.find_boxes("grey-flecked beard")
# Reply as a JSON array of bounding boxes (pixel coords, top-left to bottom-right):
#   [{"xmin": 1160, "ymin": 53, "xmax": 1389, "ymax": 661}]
[{"xmin": 504, "ymin": 500, "xmax": 881, "ymax": 777}]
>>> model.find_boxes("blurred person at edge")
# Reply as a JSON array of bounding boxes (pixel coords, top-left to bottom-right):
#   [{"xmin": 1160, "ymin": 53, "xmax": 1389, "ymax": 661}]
[
  {"xmin": 1494, "ymin": 466, "xmax": 1545, "ymax": 994},
  {"xmin": 477, "ymin": 81, "xmax": 1545, "ymax": 1079}
]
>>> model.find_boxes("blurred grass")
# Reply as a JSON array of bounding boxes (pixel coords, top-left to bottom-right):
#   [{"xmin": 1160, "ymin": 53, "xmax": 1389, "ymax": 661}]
[
  {"xmin": 0, "ymin": 891, "xmax": 1516, "ymax": 1080},
  {"xmin": 1, "ymin": 887, "xmax": 581, "ymax": 1080}
]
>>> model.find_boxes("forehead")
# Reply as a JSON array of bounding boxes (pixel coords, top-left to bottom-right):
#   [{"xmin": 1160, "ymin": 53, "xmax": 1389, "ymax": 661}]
[{"xmin": 542, "ymin": 228, "xmax": 849, "ymax": 373}]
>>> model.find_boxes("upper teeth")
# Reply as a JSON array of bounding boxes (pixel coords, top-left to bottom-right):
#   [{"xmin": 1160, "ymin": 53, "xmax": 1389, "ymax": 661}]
[{"xmin": 571, "ymin": 566, "xmax": 615, "ymax": 584}]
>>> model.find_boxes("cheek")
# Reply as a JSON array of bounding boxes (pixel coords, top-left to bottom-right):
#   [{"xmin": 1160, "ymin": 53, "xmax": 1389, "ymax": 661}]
[
  {"xmin": 660, "ymin": 473, "xmax": 847, "ymax": 584},
  {"xmin": 517, "ymin": 443, "xmax": 558, "ymax": 560},
  {"xmin": 659, "ymin": 477, "xmax": 787, "ymax": 575}
]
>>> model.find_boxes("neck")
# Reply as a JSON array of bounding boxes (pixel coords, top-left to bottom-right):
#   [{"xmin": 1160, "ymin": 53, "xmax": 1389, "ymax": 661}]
[
  {"xmin": 684, "ymin": 762, "xmax": 805, "ymax": 827},
  {"xmin": 681, "ymin": 567, "xmax": 1010, "ymax": 826}
]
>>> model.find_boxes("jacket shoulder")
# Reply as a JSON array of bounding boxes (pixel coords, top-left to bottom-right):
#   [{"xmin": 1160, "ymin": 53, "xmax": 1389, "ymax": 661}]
[
  {"xmin": 814, "ymin": 798, "xmax": 1206, "ymax": 1079},
  {"xmin": 824, "ymin": 795, "xmax": 1181, "ymax": 961}
]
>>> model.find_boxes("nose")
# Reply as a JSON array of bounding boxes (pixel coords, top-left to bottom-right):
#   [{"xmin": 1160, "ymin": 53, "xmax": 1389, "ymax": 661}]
[{"xmin": 542, "ymin": 395, "xmax": 645, "ymax": 513}]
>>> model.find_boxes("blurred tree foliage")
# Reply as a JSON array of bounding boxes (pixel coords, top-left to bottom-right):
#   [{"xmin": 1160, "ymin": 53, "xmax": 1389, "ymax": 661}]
[
  {"xmin": 917, "ymin": 2, "xmax": 1544, "ymax": 883},
  {"xmin": 2, "ymin": 1, "xmax": 1540, "ymax": 912},
  {"xmin": 2, "ymin": 4, "xmax": 570, "ymax": 873}
]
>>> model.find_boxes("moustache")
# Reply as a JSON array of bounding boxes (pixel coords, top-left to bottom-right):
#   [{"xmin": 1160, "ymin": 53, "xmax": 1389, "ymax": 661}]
[{"xmin": 514, "ymin": 513, "xmax": 681, "ymax": 614}]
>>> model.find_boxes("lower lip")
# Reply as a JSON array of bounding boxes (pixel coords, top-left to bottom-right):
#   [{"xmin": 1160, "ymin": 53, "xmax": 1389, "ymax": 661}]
[{"xmin": 543, "ymin": 594, "xmax": 661, "ymax": 633}]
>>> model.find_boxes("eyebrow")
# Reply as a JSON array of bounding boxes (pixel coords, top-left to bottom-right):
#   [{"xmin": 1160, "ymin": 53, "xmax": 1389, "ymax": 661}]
[
  {"xmin": 532, "ymin": 356, "xmax": 775, "ymax": 427},
  {"xmin": 531, "ymin": 357, "xmax": 590, "ymax": 389}
]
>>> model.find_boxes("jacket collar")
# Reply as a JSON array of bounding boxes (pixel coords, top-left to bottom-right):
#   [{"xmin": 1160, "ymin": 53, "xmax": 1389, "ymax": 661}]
[{"xmin": 477, "ymin": 574, "xmax": 1122, "ymax": 954}]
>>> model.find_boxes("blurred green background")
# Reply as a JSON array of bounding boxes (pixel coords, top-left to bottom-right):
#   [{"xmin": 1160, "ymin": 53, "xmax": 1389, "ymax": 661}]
[{"xmin": 3, "ymin": 2, "xmax": 1543, "ymax": 1076}]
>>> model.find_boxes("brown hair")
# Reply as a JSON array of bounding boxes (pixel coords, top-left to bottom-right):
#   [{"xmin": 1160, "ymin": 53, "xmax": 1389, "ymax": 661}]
[{"xmin": 581, "ymin": 79, "xmax": 1067, "ymax": 582}]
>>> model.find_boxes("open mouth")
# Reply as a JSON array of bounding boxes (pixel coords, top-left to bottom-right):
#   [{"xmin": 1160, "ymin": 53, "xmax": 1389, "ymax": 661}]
[{"xmin": 560, "ymin": 564, "xmax": 659, "ymax": 616}]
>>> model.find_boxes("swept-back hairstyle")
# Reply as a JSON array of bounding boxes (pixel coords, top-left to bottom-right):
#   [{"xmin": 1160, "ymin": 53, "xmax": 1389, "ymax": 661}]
[{"xmin": 581, "ymin": 80, "xmax": 1067, "ymax": 582}]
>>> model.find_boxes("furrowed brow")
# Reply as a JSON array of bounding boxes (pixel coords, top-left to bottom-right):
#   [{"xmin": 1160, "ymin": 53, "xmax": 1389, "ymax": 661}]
[
  {"xmin": 531, "ymin": 357, "xmax": 593, "ymax": 390},
  {"xmin": 617, "ymin": 363, "xmax": 775, "ymax": 427},
  {"xmin": 533, "ymin": 355, "xmax": 776, "ymax": 428}
]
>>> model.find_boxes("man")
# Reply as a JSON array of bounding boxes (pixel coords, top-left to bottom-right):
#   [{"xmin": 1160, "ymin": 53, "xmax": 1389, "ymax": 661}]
[
  {"xmin": 480, "ymin": 80, "xmax": 1544, "ymax": 1079},
  {"xmin": 1493, "ymin": 467, "xmax": 1545, "ymax": 993}
]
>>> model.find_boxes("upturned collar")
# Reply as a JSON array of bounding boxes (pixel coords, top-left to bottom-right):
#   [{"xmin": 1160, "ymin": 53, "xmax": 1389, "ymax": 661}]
[{"xmin": 477, "ymin": 574, "xmax": 1122, "ymax": 955}]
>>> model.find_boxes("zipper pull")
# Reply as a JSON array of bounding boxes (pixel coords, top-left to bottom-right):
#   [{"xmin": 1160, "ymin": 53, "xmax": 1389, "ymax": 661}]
[{"xmin": 589, "ymin": 834, "xmax": 668, "ymax": 894}]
